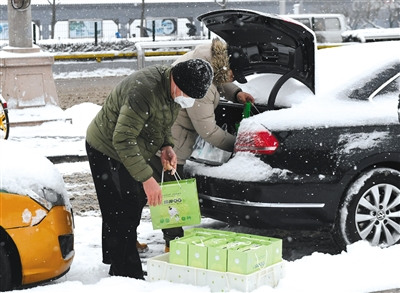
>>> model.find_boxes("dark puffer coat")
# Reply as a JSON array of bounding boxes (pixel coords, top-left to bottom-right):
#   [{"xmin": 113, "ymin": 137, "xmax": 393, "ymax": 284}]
[{"xmin": 86, "ymin": 65, "xmax": 180, "ymax": 182}]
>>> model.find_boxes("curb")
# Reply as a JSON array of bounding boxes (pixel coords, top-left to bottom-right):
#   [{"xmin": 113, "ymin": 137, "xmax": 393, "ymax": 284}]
[{"xmin": 47, "ymin": 155, "xmax": 88, "ymax": 164}]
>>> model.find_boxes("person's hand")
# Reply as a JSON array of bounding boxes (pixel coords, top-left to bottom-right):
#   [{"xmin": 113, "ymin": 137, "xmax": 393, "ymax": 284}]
[
  {"xmin": 160, "ymin": 146, "xmax": 177, "ymax": 175},
  {"xmin": 143, "ymin": 177, "xmax": 162, "ymax": 206},
  {"xmin": 236, "ymin": 91, "xmax": 255, "ymax": 104}
]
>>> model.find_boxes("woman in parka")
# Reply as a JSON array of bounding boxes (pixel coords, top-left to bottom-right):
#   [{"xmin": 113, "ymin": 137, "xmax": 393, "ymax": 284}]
[{"xmin": 85, "ymin": 58, "xmax": 213, "ymax": 279}]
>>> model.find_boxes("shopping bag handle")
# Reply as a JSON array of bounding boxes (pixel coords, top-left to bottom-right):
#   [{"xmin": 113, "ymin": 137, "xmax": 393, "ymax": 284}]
[{"xmin": 161, "ymin": 168, "xmax": 182, "ymax": 187}]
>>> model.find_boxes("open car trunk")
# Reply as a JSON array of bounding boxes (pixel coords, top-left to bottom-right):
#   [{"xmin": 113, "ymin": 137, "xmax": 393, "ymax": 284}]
[
  {"xmin": 189, "ymin": 100, "xmax": 270, "ymax": 166},
  {"xmin": 198, "ymin": 9, "xmax": 316, "ymax": 110},
  {"xmin": 189, "ymin": 9, "xmax": 316, "ymax": 166}
]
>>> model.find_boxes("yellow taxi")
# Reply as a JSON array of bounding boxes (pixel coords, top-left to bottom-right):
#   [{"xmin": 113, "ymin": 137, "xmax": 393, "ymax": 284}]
[{"xmin": 0, "ymin": 140, "xmax": 74, "ymax": 291}]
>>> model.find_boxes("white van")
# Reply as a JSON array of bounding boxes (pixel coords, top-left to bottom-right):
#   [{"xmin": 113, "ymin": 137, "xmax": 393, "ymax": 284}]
[{"xmin": 281, "ymin": 14, "xmax": 347, "ymax": 43}]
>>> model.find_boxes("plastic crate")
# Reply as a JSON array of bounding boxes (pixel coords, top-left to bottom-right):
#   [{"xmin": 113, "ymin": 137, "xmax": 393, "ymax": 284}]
[{"xmin": 147, "ymin": 253, "xmax": 285, "ymax": 292}]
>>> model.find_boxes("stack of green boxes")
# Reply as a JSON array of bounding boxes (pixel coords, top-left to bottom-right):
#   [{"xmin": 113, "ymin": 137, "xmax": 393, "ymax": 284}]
[{"xmin": 169, "ymin": 228, "xmax": 282, "ymax": 275}]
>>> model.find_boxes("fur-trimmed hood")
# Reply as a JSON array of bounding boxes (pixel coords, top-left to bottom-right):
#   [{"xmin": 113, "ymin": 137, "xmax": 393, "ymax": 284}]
[
  {"xmin": 210, "ymin": 38, "xmax": 231, "ymax": 86},
  {"xmin": 172, "ymin": 38, "xmax": 231, "ymax": 87}
]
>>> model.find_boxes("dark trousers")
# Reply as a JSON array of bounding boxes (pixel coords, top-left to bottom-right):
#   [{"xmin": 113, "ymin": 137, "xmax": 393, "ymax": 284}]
[
  {"xmin": 86, "ymin": 142, "xmax": 147, "ymax": 279},
  {"xmin": 148, "ymin": 155, "xmax": 184, "ymax": 246}
]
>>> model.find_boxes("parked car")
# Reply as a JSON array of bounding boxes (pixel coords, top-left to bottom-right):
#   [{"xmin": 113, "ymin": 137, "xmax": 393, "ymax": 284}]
[
  {"xmin": 281, "ymin": 13, "xmax": 347, "ymax": 43},
  {"xmin": 0, "ymin": 140, "xmax": 74, "ymax": 291},
  {"xmin": 187, "ymin": 9, "xmax": 400, "ymax": 250}
]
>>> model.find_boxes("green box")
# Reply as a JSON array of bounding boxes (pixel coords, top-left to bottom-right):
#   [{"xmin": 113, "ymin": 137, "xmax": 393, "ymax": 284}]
[
  {"xmin": 235, "ymin": 234, "xmax": 283, "ymax": 265},
  {"xmin": 207, "ymin": 245, "xmax": 228, "ymax": 272},
  {"xmin": 188, "ymin": 236, "xmax": 235, "ymax": 269},
  {"xmin": 207, "ymin": 240, "xmax": 252, "ymax": 273},
  {"xmin": 227, "ymin": 243, "xmax": 270, "ymax": 275},
  {"xmin": 202, "ymin": 237, "xmax": 233, "ymax": 272},
  {"xmin": 187, "ymin": 241, "xmax": 208, "ymax": 269},
  {"xmin": 170, "ymin": 231, "xmax": 283, "ymax": 274},
  {"xmin": 169, "ymin": 235, "xmax": 210, "ymax": 266}
]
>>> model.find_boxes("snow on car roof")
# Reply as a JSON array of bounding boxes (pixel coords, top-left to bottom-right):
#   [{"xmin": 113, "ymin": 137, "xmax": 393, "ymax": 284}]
[
  {"xmin": 0, "ymin": 140, "xmax": 68, "ymax": 200},
  {"xmin": 239, "ymin": 41, "xmax": 400, "ymax": 132}
]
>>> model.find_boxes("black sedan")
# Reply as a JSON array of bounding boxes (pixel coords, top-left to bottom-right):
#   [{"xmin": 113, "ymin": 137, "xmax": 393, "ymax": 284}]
[{"xmin": 186, "ymin": 9, "xmax": 400, "ymax": 250}]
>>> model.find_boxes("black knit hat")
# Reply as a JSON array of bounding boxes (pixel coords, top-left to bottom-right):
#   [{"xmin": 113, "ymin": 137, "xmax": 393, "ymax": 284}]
[{"xmin": 172, "ymin": 58, "xmax": 213, "ymax": 99}]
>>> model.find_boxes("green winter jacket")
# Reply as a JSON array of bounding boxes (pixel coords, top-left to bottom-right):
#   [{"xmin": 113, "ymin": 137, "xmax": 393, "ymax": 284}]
[{"xmin": 86, "ymin": 65, "xmax": 180, "ymax": 182}]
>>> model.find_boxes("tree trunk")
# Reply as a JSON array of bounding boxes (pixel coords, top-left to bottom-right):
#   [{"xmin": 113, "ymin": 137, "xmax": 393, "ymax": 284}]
[
  {"xmin": 47, "ymin": 0, "xmax": 56, "ymax": 39},
  {"xmin": 140, "ymin": 0, "xmax": 145, "ymax": 37}
]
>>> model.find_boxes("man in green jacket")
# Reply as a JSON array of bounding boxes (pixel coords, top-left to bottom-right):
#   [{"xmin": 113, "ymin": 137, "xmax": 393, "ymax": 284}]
[{"xmin": 85, "ymin": 58, "xmax": 213, "ymax": 279}]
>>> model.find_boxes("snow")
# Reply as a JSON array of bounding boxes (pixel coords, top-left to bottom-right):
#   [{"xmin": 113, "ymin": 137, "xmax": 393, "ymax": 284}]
[
  {"xmin": 186, "ymin": 152, "xmax": 291, "ymax": 182},
  {"xmin": 187, "ymin": 42, "xmax": 400, "ymax": 181},
  {"xmin": 342, "ymin": 28, "xmax": 400, "ymax": 43},
  {"xmin": 3, "ymin": 41, "xmax": 400, "ymax": 292},
  {"xmin": 237, "ymin": 41, "xmax": 400, "ymax": 132},
  {"xmin": 338, "ymin": 131, "xmax": 390, "ymax": 154},
  {"xmin": 0, "ymin": 140, "xmax": 68, "ymax": 202},
  {"xmin": 10, "ymin": 213, "xmax": 400, "ymax": 293}
]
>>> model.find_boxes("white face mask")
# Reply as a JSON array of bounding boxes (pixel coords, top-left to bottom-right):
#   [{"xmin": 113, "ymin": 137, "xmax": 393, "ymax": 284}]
[
  {"xmin": 173, "ymin": 85, "xmax": 196, "ymax": 108},
  {"xmin": 174, "ymin": 96, "xmax": 196, "ymax": 108}
]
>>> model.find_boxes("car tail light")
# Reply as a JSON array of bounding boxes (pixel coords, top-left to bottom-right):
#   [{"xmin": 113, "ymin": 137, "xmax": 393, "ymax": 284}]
[{"xmin": 234, "ymin": 130, "xmax": 279, "ymax": 155}]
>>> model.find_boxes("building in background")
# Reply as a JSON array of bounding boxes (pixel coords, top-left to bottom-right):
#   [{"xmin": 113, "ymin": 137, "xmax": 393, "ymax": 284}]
[{"xmin": 0, "ymin": 0, "xmax": 399, "ymax": 42}]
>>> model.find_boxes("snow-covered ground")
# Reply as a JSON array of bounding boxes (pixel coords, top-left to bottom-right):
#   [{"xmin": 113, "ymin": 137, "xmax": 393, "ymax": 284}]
[
  {"xmin": 3, "ymin": 40, "xmax": 400, "ymax": 292},
  {"xmin": 6, "ymin": 91, "xmax": 400, "ymax": 293}
]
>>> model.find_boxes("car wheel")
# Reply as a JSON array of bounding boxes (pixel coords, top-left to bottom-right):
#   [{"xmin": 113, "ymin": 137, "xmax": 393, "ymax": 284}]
[
  {"xmin": 0, "ymin": 245, "xmax": 12, "ymax": 291},
  {"xmin": 334, "ymin": 168, "xmax": 400, "ymax": 250},
  {"xmin": 0, "ymin": 99, "xmax": 10, "ymax": 140}
]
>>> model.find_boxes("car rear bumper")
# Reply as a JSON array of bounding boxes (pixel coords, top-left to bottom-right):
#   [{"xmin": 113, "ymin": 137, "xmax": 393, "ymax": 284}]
[{"xmin": 196, "ymin": 176, "xmax": 342, "ymax": 230}]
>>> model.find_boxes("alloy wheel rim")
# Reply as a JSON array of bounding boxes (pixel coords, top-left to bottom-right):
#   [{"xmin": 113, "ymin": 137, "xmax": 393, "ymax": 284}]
[{"xmin": 355, "ymin": 183, "xmax": 400, "ymax": 247}]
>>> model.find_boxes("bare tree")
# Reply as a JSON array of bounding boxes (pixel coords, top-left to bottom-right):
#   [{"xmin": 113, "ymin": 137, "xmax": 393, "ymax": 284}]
[
  {"xmin": 140, "ymin": 0, "xmax": 145, "ymax": 37},
  {"xmin": 386, "ymin": 0, "xmax": 400, "ymax": 28},
  {"xmin": 47, "ymin": 0, "xmax": 59, "ymax": 39},
  {"xmin": 349, "ymin": 0, "xmax": 385, "ymax": 29}
]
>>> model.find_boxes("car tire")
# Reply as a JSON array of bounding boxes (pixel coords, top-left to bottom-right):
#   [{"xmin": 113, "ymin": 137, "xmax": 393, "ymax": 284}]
[
  {"xmin": 0, "ymin": 245, "xmax": 12, "ymax": 291},
  {"xmin": 0, "ymin": 99, "xmax": 10, "ymax": 140},
  {"xmin": 333, "ymin": 168, "xmax": 400, "ymax": 250}
]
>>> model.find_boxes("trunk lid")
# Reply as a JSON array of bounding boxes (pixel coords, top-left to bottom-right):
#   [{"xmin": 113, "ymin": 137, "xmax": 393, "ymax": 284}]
[{"xmin": 198, "ymin": 9, "xmax": 316, "ymax": 109}]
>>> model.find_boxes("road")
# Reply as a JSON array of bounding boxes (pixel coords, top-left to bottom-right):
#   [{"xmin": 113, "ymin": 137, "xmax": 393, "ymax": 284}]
[
  {"xmin": 55, "ymin": 76, "xmax": 124, "ymax": 109},
  {"xmin": 54, "ymin": 57, "xmax": 176, "ymax": 109},
  {"xmin": 54, "ymin": 75, "xmax": 122, "ymax": 215},
  {"xmin": 52, "ymin": 59, "xmax": 137, "ymax": 76}
]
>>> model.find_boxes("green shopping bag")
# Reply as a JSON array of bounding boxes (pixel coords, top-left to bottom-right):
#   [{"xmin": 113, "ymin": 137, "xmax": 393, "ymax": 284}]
[{"xmin": 149, "ymin": 171, "xmax": 201, "ymax": 230}]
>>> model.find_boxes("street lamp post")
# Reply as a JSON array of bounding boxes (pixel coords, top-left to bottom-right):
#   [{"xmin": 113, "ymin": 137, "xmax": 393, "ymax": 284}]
[{"xmin": 7, "ymin": 0, "xmax": 34, "ymax": 49}]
